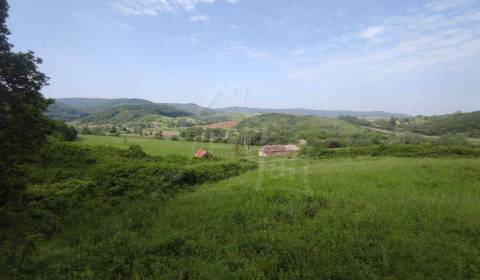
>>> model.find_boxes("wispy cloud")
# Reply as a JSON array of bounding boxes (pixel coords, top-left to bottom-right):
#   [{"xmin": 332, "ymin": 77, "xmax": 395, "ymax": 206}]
[
  {"xmin": 189, "ymin": 15, "xmax": 210, "ymax": 22},
  {"xmin": 265, "ymin": 19, "xmax": 293, "ymax": 31},
  {"xmin": 424, "ymin": 0, "xmax": 473, "ymax": 11},
  {"xmin": 115, "ymin": 22, "xmax": 135, "ymax": 32},
  {"xmin": 220, "ymin": 42, "xmax": 270, "ymax": 59},
  {"xmin": 71, "ymin": 11, "xmax": 94, "ymax": 24},
  {"xmin": 359, "ymin": 26, "xmax": 385, "ymax": 40},
  {"xmin": 289, "ymin": 49, "xmax": 307, "ymax": 57},
  {"xmin": 284, "ymin": 0, "xmax": 480, "ymax": 83},
  {"xmin": 111, "ymin": 0, "xmax": 238, "ymax": 16}
]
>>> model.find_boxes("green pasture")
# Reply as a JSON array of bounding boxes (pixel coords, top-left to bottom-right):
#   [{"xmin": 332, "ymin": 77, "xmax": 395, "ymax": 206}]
[
  {"xmin": 23, "ymin": 136, "xmax": 480, "ymax": 279},
  {"xmin": 75, "ymin": 134, "xmax": 258, "ymax": 159},
  {"xmin": 149, "ymin": 156, "xmax": 480, "ymax": 279}
]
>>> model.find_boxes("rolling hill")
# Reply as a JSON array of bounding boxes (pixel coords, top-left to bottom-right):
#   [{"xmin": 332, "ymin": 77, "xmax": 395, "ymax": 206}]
[
  {"xmin": 47, "ymin": 102, "xmax": 90, "ymax": 121},
  {"xmin": 83, "ymin": 104, "xmax": 192, "ymax": 124},
  {"xmin": 48, "ymin": 98, "xmax": 411, "ymax": 125},
  {"xmin": 236, "ymin": 113, "xmax": 367, "ymax": 145},
  {"xmin": 168, "ymin": 103, "xmax": 217, "ymax": 116},
  {"xmin": 217, "ymin": 106, "xmax": 410, "ymax": 119},
  {"xmin": 55, "ymin": 98, "xmax": 154, "ymax": 113},
  {"xmin": 405, "ymin": 111, "xmax": 480, "ymax": 137},
  {"xmin": 47, "ymin": 98, "xmax": 194, "ymax": 123}
]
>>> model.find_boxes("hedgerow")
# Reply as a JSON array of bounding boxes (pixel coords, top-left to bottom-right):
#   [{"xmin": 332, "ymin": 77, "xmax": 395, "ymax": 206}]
[{"xmin": 302, "ymin": 144, "xmax": 480, "ymax": 159}]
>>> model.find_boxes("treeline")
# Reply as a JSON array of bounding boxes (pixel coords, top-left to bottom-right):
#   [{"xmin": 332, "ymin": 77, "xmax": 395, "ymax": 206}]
[
  {"xmin": 406, "ymin": 111, "xmax": 480, "ymax": 137},
  {"xmin": 302, "ymin": 144, "xmax": 480, "ymax": 159},
  {"xmin": 341, "ymin": 112, "xmax": 480, "ymax": 138},
  {"xmin": 180, "ymin": 127, "xmax": 227, "ymax": 142}
]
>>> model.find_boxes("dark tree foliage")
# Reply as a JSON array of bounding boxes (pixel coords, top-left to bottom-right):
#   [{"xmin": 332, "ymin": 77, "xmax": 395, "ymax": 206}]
[
  {"xmin": 0, "ymin": 0, "xmax": 51, "ymax": 204},
  {"xmin": 0, "ymin": 0, "xmax": 9, "ymax": 52},
  {"xmin": 53, "ymin": 120, "xmax": 78, "ymax": 141}
]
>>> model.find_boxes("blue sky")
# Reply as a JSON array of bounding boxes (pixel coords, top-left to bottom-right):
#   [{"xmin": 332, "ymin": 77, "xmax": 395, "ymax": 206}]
[{"xmin": 7, "ymin": 0, "xmax": 480, "ymax": 115}]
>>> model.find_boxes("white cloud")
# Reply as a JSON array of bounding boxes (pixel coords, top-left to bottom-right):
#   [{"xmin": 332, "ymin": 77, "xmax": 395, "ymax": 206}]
[
  {"xmin": 189, "ymin": 15, "xmax": 210, "ymax": 22},
  {"xmin": 111, "ymin": 0, "xmax": 237, "ymax": 16},
  {"xmin": 115, "ymin": 22, "xmax": 135, "ymax": 32},
  {"xmin": 425, "ymin": 0, "xmax": 473, "ymax": 12},
  {"xmin": 221, "ymin": 42, "xmax": 270, "ymax": 59},
  {"xmin": 290, "ymin": 49, "xmax": 307, "ymax": 57},
  {"xmin": 359, "ymin": 26, "xmax": 385, "ymax": 40},
  {"xmin": 284, "ymin": 0, "xmax": 480, "ymax": 84},
  {"xmin": 265, "ymin": 19, "xmax": 292, "ymax": 31}
]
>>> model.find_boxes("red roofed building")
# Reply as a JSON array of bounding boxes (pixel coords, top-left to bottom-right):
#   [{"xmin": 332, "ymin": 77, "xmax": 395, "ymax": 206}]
[
  {"xmin": 259, "ymin": 145, "xmax": 301, "ymax": 157},
  {"xmin": 194, "ymin": 149, "xmax": 211, "ymax": 158}
]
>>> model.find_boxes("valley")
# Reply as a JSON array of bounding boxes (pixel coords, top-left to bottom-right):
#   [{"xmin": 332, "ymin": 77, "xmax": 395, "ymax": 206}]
[{"xmin": 2, "ymin": 0, "xmax": 480, "ymax": 276}]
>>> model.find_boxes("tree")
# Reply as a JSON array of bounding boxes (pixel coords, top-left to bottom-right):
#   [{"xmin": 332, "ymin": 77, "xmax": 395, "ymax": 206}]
[
  {"xmin": 181, "ymin": 127, "xmax": 203, "ymax": 141},
  {"xmin": 0, "ymin": 0, "xmax": 51, "ymax": 204},
  {"xmin": 53, "ymin": 120, "xmax": 78, "ymax": 141},
  {"xmin": 81, "ymin": 126, "xmax": 92, "ymax": 135},
  {"xmin": 154, "ymin": 131, "xmax": 163, "ymax": 140}
]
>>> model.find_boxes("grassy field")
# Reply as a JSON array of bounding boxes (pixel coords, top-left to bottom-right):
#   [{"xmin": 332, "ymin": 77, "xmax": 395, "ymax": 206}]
[
  {"xmin": 51, "ymin": 136, "xmax": 480, "ymax": 278},
  {"xmin": 148, "ymin": 157, "xmax": 480, "ymax": 278},
  {"xmin": 75, "ymin": 134, "xmax": 258, "ymax": 159}
]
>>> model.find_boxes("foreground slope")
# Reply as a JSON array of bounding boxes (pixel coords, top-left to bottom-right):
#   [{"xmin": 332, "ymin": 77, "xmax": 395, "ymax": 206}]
[
  {"xmin": 20, "ymin": 135, "xmax": 480, "ymax": 279},
  {"xmin": 150, "ymin": 157, "xmax": 480, "ymax": 279}
]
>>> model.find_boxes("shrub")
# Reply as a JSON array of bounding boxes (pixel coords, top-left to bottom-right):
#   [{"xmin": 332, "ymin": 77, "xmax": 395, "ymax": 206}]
[
  {"xmin": 121, "ymin": 145, "xmax": 148, "ymax": 159},
  {"xmin": 328, "ymin": 140, "xmax": 341, "ymax": 149},
  {"xmin": 53, "ymin": 120, "xmax": 78, "ymax": 141},
  {"xmin": 437, "ymin": 134, "xmax": 472, "ymax": 147}
]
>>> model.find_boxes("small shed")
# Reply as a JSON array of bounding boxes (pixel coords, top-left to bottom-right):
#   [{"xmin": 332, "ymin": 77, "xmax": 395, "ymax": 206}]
[
  {"xmin": 258, "ymin": 145, "xmax": 301, "ymax": 157},
  {"xmin": 194, "ymin": 149, "xmax": 213, "ymax": 159}
]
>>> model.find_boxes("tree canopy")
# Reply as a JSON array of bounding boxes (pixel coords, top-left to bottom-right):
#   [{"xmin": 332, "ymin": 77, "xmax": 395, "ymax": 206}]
[{"xmin": 0, "ymin": 0, "xmax": 51, "ymax": 204}]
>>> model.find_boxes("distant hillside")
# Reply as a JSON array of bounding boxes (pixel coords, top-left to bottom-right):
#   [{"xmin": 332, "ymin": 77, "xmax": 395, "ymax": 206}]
[
  {"xmin": 48, "ymin": 98, "xmax": 193, "ymax": 123},
  {"xmin": 237, "ymin": 113, "xmax": 365, "ymax": 145},
  {"xmin": 47, "ymin": 102, "xmax": 89, "ymax": 121},
  {"xmin": 217, "ymin": 106, "xmax": 410, "ymax": 119},
  {"xmin": 55, "ymin": 98, "xmax": 154, "ymax": 113},
  {"xmin": 405, "ymin": 111, "xmax": 480, "ymax": 137},
  {"xmin": 168, "ymin": 103, "xmax": 217, "ymax": 115},
  {"xmin": 83, "ymin": 104, "xmax": 192, "ymax": 124}
]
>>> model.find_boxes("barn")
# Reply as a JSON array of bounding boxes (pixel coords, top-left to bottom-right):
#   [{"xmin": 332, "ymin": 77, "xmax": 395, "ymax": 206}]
[
  {"xmin": 258, "ymin": 145, "xmax": 301, "ymax": 157},
  {"xmin": 194, "ymin": 149, "xmax": 214, "ymax": 159}
]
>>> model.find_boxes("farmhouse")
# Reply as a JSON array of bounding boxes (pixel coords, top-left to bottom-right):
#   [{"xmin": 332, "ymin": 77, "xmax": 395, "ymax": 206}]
[
  {"xmin": 258, "ymin": 145, "xmax": 301, "ymax": 157},
  {"xmin": 161, "ymin": 130, "xmax": 180, "ymax": 139},
  {"xmin": 194, "ymin": 149, "xmax": 214, "ymax": 159}
]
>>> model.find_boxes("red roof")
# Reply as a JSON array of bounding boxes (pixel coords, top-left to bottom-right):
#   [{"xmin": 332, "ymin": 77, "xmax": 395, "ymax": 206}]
[
  {"xmin": 260, "ymin": 145, "xmax": 300, "ymax": 153},
  {"xmin": 194, "ymin": 149, "xmax": 209, "ymax": 158}
]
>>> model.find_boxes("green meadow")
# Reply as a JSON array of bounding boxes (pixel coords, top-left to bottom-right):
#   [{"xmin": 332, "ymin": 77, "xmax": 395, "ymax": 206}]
[
  {"xmin": 148, "ymin": 157, "xmax": 480, "ymax": 279},
  {"xmin": 36, "ymin": 135, "xmax": 480, "ymax": 279},
  {"xmin": 75, "ymin": 134, "xmax": 258, "ymax": 159}
]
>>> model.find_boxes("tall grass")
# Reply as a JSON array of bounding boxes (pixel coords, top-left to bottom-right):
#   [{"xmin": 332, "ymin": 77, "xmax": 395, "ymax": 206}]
[{"xmin": 146, "ymin": 157, "xmax": 480, "ymax": 279}]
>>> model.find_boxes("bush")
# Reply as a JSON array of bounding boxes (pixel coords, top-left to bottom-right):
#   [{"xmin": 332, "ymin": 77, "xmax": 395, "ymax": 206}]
[
  {"xmin": 437, "ymin": 134, "xmax": 472, "ymax": 147},
  {"xmin": 53, "ymin": 120, "xmax": 78, "ymax": 141},
  {"xmin": 121, "ymin": 145, "xmax": 148, "ymax": 159},
  {"xmin": 327, "ymin": 140, "xmax": 341, "ymax": 149},
  {"xmin": 388, "ymin": 133, "xmax": 424, "ymax": 145}
]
